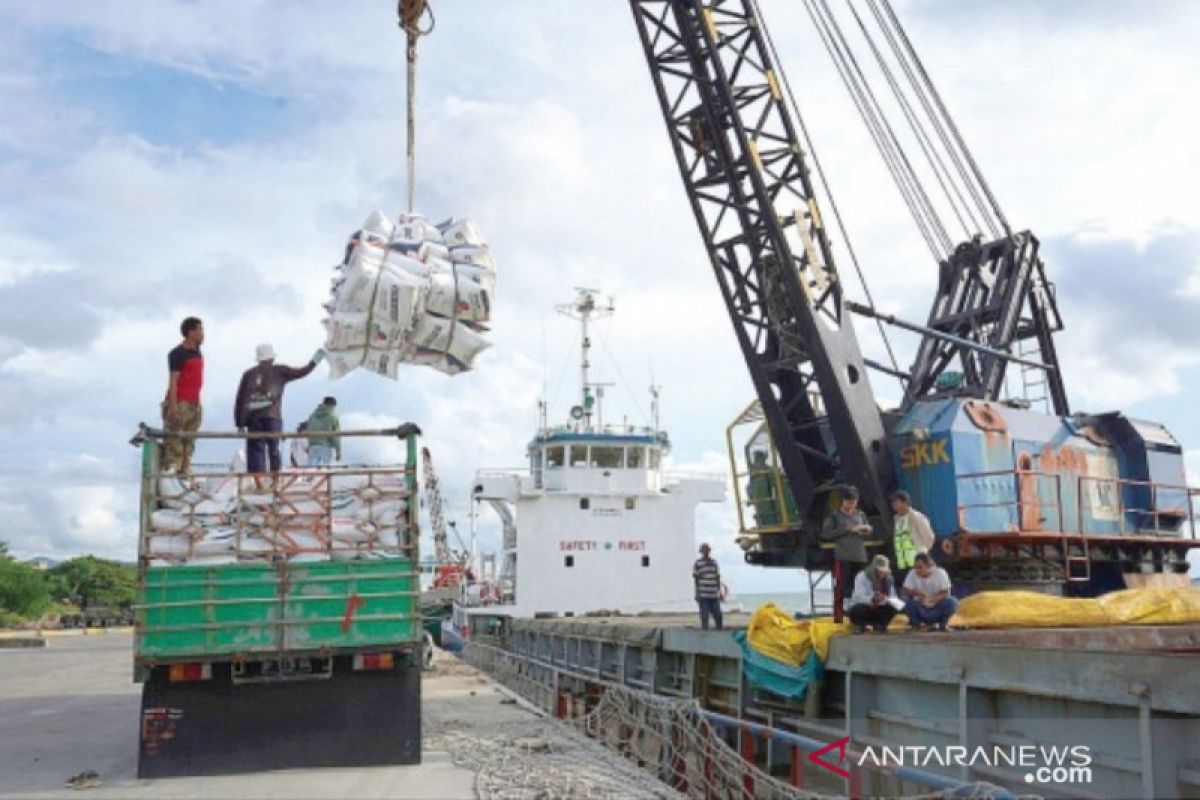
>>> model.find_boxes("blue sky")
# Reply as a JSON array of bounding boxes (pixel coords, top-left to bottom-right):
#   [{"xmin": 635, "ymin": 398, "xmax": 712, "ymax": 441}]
[{"xmin": 1, "ymin": 1, "xmax": 1198, "ymax": 592}]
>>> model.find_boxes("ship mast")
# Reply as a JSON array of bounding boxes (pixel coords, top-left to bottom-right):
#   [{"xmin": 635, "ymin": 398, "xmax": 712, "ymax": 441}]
[{"xmin": 556, "ymin": 288, "xmax": 613, "ymax": 432}]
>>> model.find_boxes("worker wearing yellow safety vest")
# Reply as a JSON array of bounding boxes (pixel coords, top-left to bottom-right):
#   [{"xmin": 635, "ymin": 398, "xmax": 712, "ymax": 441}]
[{"xmin": 890, "ymin": 490, "xmax": 936, "ymax": 580}]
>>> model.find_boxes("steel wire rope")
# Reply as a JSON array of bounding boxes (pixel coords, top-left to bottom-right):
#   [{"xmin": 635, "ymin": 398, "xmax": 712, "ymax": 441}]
[
  {"xmin": 800, "ymin": 0, "xmax": 947, "ymax": 262},
  {"xmin": 813, "ymin": 0, "xmax": 954, "ymax": 255},
  {"xmin": 861, "ymin": 0, "xmax": 995, "ymax": 239},
  {"xmin": 878, "ymin": 0, "xmax": 1010, "ymax": 238},
  {"xmin": 750, "ymin": 0, "xmax": 905, "ymax": 383},
  {"xmin": 545, "ymin": 328, "xmax": 582, "ymax": 426},
  {"xmin": 595, "ymin": 311, "xmax": 652, "ymax": 429},
  {"xmin": 843, "ymin": 0, "xmax": 979, "ymax": 240},
  {"xmin": 398, "ymin": 1, "xmax": 436, "ymax": 213}
]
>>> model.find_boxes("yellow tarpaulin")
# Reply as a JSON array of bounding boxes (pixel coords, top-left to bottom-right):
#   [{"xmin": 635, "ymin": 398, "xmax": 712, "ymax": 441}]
[
  {"xmin": 950, "ymin": 586, "xmax": 1200, "ymax": 629},
  {"xmin": 744, "ymin": 602, "xmax": 850, "ymax": 666}
]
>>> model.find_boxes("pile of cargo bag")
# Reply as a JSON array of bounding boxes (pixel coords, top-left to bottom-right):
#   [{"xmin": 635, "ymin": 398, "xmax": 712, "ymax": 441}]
[
  {"xmin": 145, "ymin": 470, "xmax": 411, "ymax": 565},
  {"xmin": 323, "ymin": 210, "xmax": 496, "ymax": 379}
]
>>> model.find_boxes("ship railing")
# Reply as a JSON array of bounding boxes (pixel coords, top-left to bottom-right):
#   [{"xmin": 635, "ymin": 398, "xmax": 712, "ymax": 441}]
[
  {"xmin": 474, "ymin": 468, "xmax": 527, "ymax": 478},
  {"xmin": 464, "ymin": 639, "xmax": 1018, "ymax": 799},
  {"xmin": 954, "ymin": 468, "xmax": 1200, "ymax": 539},
  {"xmin": 663, "ymin": 469, "xmax": 726, "ymax": 483}
]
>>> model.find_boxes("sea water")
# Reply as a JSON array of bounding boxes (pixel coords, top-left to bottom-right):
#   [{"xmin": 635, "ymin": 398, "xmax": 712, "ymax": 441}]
[{"xmin": 734, "ymin": 591, "xmax": 834, "ymax": 616}]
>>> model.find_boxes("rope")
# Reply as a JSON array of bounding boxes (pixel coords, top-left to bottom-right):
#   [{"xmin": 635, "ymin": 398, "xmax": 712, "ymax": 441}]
[
  {"xmin": 463, "ymin": 643, "xmax": 1020, "ymax": 800},
  {"xmin": 844, "ymin": 0, "xmax": 977, "ymax": 240},
  {"xmin": 398, "ymin": 1, "xmax": 435, "ymax": 213},
  {"xmin": 866, "ymin": 0, "xmax": 1002, "ymax": 240},
  {"xmin": 750, "ymin": 0, "xmax": 904, "ymax": 383},
  {"xmin": 877, "ymin": 0, "xmax": 1010, "ymax": 238}
]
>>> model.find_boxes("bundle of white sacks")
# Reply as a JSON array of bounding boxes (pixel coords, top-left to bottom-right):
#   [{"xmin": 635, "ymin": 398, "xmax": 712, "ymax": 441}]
[
  {"xmin": 146, "ymin": 473, "xmax": 410, "ymax": 565},
  {"xmin": 323, "ymin": 210, "xmax": 496, "ymax": 379}
]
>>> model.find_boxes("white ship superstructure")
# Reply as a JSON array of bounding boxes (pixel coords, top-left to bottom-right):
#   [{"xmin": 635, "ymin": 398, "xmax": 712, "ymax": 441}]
[{"xmin": 466, "ymin": 289, "xmax": 725, "ymax": 619}]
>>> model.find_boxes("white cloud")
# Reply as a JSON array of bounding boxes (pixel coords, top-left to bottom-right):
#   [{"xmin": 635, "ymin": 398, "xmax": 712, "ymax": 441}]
[{"xmin": 0, "ymin": 1, "xmax": 1198, "ymax": 594}]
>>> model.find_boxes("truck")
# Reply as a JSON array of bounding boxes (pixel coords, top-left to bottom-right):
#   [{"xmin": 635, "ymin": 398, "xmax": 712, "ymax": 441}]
[{"xmin": 131, "ymin": 424, "xmax": 423, "ymax": 777}]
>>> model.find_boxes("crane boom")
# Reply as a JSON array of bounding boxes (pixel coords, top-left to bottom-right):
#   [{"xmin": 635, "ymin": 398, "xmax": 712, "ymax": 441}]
[{"xmin": 630, "ymin": 0, "xmax": 892, "ymax": 563}]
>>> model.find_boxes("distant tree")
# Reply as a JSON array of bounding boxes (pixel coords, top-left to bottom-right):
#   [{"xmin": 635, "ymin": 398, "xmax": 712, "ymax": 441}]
[
  {"xmin": 0, "ymin": 540, "xmax": 10, "ymax": 560},
  {"xmin": 47, "ymin": 557, "xmax": 137, "ymax": 610},
  {"xmin": 0, "ymin": 558, "xmax": 51, "ymax": 619}
]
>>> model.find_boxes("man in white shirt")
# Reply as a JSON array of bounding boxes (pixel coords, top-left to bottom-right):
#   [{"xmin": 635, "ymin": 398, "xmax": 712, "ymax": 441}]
[
  {"xmin": 901, "ymin": 553, "xmax": 958, "ymax": 631},
  {"xmin": 890, "ymin": 490, "xmax": 935, "ymax": 580},
  {"xmin": 847, "ymin": 555, "xmax": 903, "ymax": 633}
]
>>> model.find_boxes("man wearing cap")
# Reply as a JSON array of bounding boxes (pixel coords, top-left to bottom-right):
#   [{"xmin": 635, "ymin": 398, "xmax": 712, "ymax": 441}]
[
  {"xmin": 692, "ymin": 544, "xmax": 723, "ymax": 631},
  {"xmin": 234, "ymin": 344, "xmax": 324, "ymax": 473},
  {"xmin": 306, "ymin": 396, "xmax": 342, "ymax": 467},
  {"xmin": 890, "ymin": 490, "xmax": 936, "ymax": 582},
  {"xmin": 847, "ymin": 554, "xmax": 901, "ymax": 633},
  {"xmin": 821, "ymin": 485, "xmax": 873, "ymax": 604}
]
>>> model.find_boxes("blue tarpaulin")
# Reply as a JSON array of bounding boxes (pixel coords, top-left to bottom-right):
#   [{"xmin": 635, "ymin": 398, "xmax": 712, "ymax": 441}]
[{"xmin": 733, "ymin": 630, "xmax": 824, "ymax": 700}]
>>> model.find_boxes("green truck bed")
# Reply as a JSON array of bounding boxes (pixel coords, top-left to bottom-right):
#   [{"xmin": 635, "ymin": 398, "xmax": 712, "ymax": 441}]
[
  {"xmin": 138, "ymin": 559, "xmax": 419, "ymax": 660},
  {"xmin": 133, "ymin": 427, "xmax": 422, "ymax": 676}
]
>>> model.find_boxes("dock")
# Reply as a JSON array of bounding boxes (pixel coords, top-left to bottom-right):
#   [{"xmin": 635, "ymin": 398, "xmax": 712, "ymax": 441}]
[
  {"xmin": 465, "ymin": 613, "xmax": 1200, "ymax": 799},
  {"xmin": 0, "ymin": 632, "xmax": 670, "ymax": 799}
]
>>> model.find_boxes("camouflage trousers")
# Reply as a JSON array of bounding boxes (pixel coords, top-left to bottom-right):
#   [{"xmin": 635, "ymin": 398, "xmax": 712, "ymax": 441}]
[{"xmin": 161, "ymin": 402, "xmax": 202, "ymax": 472}]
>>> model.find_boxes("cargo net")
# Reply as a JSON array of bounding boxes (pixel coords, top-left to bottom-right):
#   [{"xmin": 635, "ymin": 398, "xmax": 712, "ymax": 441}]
[
  {"xmin": 144, "ymin": 468, "xmax": 413, "ymax": 565},
  {"xmin": 464, "ymin": 643, "xmax": 1023, "ymax": 800}
]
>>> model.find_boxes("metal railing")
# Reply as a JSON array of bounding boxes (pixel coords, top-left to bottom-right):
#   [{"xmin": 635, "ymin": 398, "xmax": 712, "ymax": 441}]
[
  {"xmin": 135, "ymin": 426, "xmax": 420, "ymax": 563},
  {"xmin": 464, "ymin": 640, "xmax": 1017, "ymax": 799},
  {"xmin": 1077, "ymin": 475, "xmax": 1199, "ymax": 537},
  {"xmin": 955, "ymin": 468, "xmax": 1200, "ymax": 539}
]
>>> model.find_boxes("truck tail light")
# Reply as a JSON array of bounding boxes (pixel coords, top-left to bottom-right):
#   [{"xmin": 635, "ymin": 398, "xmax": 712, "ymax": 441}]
[
  {"xmin": 353, "ymin": 653, "xmax": 395, "ymax": 671},
  {"xmin": 168, "ymin": 662, "xmax": 212, "ymax": 682}
]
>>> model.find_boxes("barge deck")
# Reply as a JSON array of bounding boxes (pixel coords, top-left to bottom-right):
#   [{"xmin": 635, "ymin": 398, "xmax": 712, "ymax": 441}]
[{"xmin": 465, "ymin": 613, "xmax": 1200, "ymax": 799}]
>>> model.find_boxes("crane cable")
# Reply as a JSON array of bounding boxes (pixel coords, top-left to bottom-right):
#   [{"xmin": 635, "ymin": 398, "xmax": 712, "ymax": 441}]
[
  {"xmin": 398, "ymin": 1, "xmax": 436, "ymax": 213},
  {"xmin": 876, "ymin": 0, "xmax": 1010, "ymax": 238}
]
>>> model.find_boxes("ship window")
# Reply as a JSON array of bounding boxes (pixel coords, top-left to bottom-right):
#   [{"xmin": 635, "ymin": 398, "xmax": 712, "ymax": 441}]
[
  {"xmin": 590, "ymin": 446, "xmax": 623, "ymax": 468},
  {"xmin": 625, "ymin": 497, "xmax": 637, "ymax": 510},
  {"xmin": 649, "ymin": 448, "xmax": 661, "ymax": 469},
  {"xmin": 627, "ymin": 447, "xmax": 645, "ymax": 468},
  {"xmin": 570, "ymin": 445, "xmax": 588, "ymax": 467},
  {"xmin": 641, "ymin": 556, "xmax": 650, "ymax": 567},
  {"xmin": 546, "ymin": 446, "xmax": 565, "ymax": 468},
  {"xmin": 580, "ymin": 497, "xmax": 590, "ymax": 510},
  {"xmin": 565, "ymin": 556, "xmax": 574, "ymax": 568}
]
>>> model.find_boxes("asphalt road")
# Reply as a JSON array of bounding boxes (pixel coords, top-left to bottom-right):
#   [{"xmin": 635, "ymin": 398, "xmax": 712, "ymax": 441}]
[{"xmin": 0, "ymin": 633, "xmax": 480, "ymax": 799}]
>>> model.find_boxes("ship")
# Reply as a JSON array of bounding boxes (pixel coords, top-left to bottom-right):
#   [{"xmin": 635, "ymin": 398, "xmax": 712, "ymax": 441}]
[{"xmin": 440, "ymin": 289, "xmax": 727, "ymax": 651}]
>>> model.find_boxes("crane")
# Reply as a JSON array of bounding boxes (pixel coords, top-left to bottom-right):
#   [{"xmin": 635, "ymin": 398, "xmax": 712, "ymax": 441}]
[
  {"xmin": 420, "ymin": 446, "xmax": 469, "ymax": 588},
  {"xmin": 402, "ymin": 1, "xmax": 1198, "ymax": 598}
]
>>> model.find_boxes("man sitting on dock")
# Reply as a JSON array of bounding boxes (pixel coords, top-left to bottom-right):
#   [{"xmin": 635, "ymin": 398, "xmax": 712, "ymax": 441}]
[
  {"xmin": 901, "ymin": 553, "xmax": 958, "ymax": 631},
  {"xmin": 847, "ymin": 555, "xmax": 901, "ymax": 633},
  {"xmin": 693, "ymin": 543, "xmax": 723, "ymax": 631}
]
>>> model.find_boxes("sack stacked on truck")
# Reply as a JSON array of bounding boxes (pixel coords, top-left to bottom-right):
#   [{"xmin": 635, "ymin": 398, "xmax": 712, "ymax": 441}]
[{"xmin": 323, "ymin": 210, "xmax": 496, "ymax": 379}]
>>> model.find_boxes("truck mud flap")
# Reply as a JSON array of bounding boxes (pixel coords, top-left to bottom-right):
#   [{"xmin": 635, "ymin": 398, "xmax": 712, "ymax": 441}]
[{"xmin": 137, "ymin": 661, "xmax": 420, "ymax": 778}]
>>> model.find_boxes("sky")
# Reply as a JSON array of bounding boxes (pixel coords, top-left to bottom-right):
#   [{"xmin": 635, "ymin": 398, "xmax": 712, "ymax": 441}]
[{"xmin": 0, "ymin": 1, "xmax": 1198, "ymax": 592}]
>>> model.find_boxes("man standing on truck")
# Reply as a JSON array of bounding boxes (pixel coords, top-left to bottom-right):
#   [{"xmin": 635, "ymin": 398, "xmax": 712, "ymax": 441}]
[
  {"xmin": 163, "ymin": 317, "xmax": 204, "ymax": 473},
  {"xmin": 235, "ymin": 344, "xmax": 323, "ymax": 473},
  {"xmin": 306, "ymin": 396, "xmax": 342, "ymax": 466}
]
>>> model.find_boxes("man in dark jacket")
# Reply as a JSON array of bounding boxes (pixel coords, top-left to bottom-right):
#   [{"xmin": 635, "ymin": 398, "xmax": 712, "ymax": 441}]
[
  {"xmin": 821, "ymin": 485, "xmax": 873, "ymax": 602},
  {"xmin": 234, "ymin": 344, "xmax": 322, "ymax": 473}
]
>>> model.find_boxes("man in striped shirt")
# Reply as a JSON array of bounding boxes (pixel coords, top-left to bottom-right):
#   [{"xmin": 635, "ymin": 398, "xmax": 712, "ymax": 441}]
[{"xmin": 693, "ymin": 543, "xmax": 723, "ymax": 631}]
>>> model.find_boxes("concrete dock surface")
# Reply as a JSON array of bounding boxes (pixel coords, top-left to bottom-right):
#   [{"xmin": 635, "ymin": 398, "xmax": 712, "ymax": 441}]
[{"xmin": 0, "ymin": 633, "xmax": 664, "ymax": 799}]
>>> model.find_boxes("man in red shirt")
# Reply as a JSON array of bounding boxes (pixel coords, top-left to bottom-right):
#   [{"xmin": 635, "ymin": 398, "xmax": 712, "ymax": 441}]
[{"xmin": 163, "ymin": 317, "xmax": 204, "ymax": 472}]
